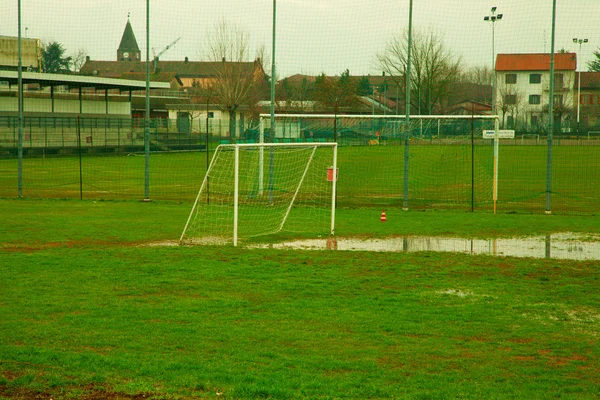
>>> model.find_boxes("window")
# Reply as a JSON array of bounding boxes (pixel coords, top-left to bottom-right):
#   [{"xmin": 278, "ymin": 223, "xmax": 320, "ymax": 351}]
[
  {"xmin": 506, "ymin": 116, "xmax": 515, "ymax": 129},
  {"xmin": 554, "ymin": 73, "xmax": 564, "ymax": 88},
  {"xmin": 208, "ymin": 112, "xmax": 215, "ymax": 118},
  {"xmin": 505, "ymin": 74, "xmax": 517, "ymax": 84},
  {"xmin": 504, "ymin": 94, "xmax": 517, "ymax": 105},
  {"xmin": 581, "ymin": 94, "xmax": 594, "ymax": 105},
  {"xmin": 531, "ymin": 115, "xmax": 539, "ymax": 127},
  {"xmin": 529, "ymin": 74, "xmax": 541, "ymax": 84},
  {"xmin": 529, "ymin": 95, "xmax": 541, "ymax": 105},
  {"xmin": 554, "ymin": 94, "xmax": 564, "ymax": 106}
]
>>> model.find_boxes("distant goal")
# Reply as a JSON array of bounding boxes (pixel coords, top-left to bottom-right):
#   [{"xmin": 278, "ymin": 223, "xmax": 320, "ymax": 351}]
[{"xmin": 180, "ymin": 142, "xmax": 338, "ymax": 246}]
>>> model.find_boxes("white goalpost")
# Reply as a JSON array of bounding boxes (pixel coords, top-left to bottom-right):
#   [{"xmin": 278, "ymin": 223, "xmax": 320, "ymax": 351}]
[{"xmin": 180, "ymin": 142, "xmax": 338, "ymax": 246}]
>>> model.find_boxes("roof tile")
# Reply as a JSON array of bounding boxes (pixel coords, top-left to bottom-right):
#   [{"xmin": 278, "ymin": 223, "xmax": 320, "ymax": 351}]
[{"xmin": 496, "ymin": 53, "xmax": 576, "ymax": 71}]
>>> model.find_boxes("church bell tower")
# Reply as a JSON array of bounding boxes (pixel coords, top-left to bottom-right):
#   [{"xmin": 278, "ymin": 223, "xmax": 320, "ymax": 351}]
[{"xmin": 117, "ymin": 14, "xmax": 141, "ymax": 61}]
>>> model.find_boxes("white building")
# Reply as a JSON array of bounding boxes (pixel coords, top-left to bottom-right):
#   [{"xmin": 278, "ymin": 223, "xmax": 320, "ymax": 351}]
[{"xmin": 495, "ymin": 53, "xmax": 576, "ymax": 133}]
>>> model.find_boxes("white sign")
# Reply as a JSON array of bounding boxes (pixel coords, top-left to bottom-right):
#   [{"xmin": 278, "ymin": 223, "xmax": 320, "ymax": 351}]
[{"xmin": 482, "ymin": 130, "xmax": 515, "ymax": 139}]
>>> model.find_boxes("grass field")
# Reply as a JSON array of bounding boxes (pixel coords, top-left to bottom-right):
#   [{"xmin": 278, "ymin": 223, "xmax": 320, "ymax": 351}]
[
  {"xmin": 1, "ymin": 142, "xmax": 599, "ymax": 213},
  {"xmin": 1, "ymin": 199, "xmax": 600, "ymax": 399}
]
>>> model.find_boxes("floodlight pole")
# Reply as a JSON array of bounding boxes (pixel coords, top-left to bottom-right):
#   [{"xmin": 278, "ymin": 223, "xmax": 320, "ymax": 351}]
[
  {"xmin": 144, "ymin": 0, "xmax": 151, "ymax": 201},
  {"xmin": 484, "ymin": 7, "xmax": 503, "ymax": 115},
  {"xmin": 17, "ymin": 0, "xmax": 23, "ymax": 198},
  {"xmin": 573, "ymin": 38, "xmax": 588, "ymax": 138}
]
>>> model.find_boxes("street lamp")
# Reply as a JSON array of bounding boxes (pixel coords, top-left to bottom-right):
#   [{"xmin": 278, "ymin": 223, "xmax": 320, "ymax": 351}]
[
  {"xmin": 573, "ymin": 37, "xmax": 588, "ymax": 137},
  {"xmin": 484, "ymin": 7, "xmax": 503, "ymax": 115}
]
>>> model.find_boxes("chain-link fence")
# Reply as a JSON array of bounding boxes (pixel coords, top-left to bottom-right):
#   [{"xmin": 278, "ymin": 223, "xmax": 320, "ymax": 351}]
[
  {"xmin": 1, "ymin": 116, "xmax": 599, "ymax": 214},
  {"xmin": 2, "ymin": 1, "xmax": 600, "ymax": 213}
]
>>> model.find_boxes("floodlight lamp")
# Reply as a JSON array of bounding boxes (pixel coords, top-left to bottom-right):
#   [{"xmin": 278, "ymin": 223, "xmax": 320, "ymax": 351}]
[
  {"xmin": 584, "ymin": 39, "xmax": 589, "ymax": 43},
  {"xmin": 484, "ymin": 16, "xmax": 490, "ymax": 21},
  {"xmin": 573, "ymin": 38, "xmax": 578, "ymax": 43},
  {"xmin": 491, "ymin": 6, "xmax": 497, "ymax": 12},
  {"xmin": 497, "ymin": 14, "xmax": 503, "ymax": 20}
]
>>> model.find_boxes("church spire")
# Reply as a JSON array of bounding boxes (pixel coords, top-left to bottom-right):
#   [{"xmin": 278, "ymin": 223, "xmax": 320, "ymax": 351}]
[{"xmin": 117, "ymin": 14, "xmax": 141, "ymax": 61}]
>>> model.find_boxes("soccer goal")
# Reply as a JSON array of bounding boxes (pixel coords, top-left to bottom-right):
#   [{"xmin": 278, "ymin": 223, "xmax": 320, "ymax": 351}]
[{"xmin": 180, "ymin": 142, "xmax": 338, "ymax": 246}]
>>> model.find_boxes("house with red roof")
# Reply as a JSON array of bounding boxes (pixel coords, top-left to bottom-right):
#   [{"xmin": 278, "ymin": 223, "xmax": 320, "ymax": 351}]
[
  {"xmin": 495, "ymin": 53, "xmax": 576, "ymax": 133},
  {"xmin": 576, "ymin": 72, "xmax": 600, "ymax": 135}
]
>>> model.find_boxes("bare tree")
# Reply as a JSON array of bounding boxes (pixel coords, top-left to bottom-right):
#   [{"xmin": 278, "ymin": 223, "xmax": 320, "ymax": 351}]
[
  {"xmin": 540, "ymin": 73, "xmax": 575, "ymax": 134},
  {"xmin": 254, "ymin": 43, "xmax": 271, "ymax": 78},
  {"xmin": 70, "ymin": 48, "xmax": 88, "ymax": 72},
  {"xmin": 378, "ymin": 29, "xmax": 463, "ymax": 114},
  {"xmin": 496, "ymin": 83, "xmax": 524, "ymax": 129},
  {"xmin": 462, "ymin": 65, "xmax": 493, "ymax": 105},
  {"xmin": 204, "ymin": 19, "xmax": 261, "ymax": 138}
]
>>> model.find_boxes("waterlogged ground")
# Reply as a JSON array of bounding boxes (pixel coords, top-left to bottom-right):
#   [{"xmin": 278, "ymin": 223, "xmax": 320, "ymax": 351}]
[{"xmin": 251, "ymin": 233, "xmax": 600, "ymax": 261}]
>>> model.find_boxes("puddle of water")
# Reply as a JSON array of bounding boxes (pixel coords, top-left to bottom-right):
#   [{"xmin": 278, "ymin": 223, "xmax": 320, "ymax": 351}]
[{"xmin": 252, "ymin": 233, "xmax": 600, "ymax": 261}]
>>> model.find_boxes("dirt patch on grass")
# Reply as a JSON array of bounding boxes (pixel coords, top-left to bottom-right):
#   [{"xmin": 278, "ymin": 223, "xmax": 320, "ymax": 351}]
[
  {"xmin": 507, "ymin": 338, "xmax": 534, "ymax": 344},
  {"xmin": 0, "ymin": 383, "xmax": 155, "ymax": 400},
  {"xmin": 512, "ymin": 355, "xmax": 536, "ymax": 361},
  {"xmin": 1, "ymin": 239, "xmax": 147, "ymax": 253}
]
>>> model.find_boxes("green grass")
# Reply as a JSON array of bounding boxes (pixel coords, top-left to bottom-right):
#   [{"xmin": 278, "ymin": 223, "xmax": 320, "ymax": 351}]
[
  {"xmin": 1, "ymin": 199, "xmax": 600, "ymax": 399},
  {"xmin": 1, "ymin": 143, "xmax": 599, "ymax": 213},
  {"xmin": 1, "ymin": 245, "xmax": 599, "ymax": 399},
  {"xmin": 2, "ymin": 199, "xmax": 600, "ymax": 247}
]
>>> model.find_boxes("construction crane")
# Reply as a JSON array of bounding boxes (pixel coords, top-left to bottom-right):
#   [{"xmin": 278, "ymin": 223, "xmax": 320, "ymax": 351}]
[{"xmin": 152, "ymin": 37, "xmax": 181, "ymax": 71}]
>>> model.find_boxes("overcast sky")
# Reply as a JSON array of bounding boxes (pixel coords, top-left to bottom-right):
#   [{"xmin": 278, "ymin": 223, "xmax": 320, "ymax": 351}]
[{"xmin": 2, "ymin": 0, "xmax": 600, "ymax": 77}]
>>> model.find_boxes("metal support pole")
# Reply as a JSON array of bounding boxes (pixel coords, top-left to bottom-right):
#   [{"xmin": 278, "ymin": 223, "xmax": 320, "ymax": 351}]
[
  {"xmin": 270, "ymin": 0, "xmax": 276, "ymax": 132},
  {"xmin": 546, "ymin": 0, "xmax": 557, "ymax": 215},
  {"xmin": 331, "ymin": 144, "xmax": 338, "ymax": 235},
  {"xmin": 233, "ymin": 146, "xmax": 240, "ymax": 247},
  {"xmin": 484, "ymin": 7, "xmax": 503, "ymax": 115},
  {"xmin": 577, "ymin": 69, "xmax": 581, "ymax": 138},
  {"xmin": 144, "ymin": 0, "xmax": 151, "ymax": 201},
  {"xmin": 573, "ymin": 38, "xmax": 588, "ymax": 138},
  {"xmin": 17, "ymin": 0, "xmax": 23, "ymax": 198},
  {"xmin": 259, "ymin": 118, "xmax": 264, "ymax": 194},
  {"xmin": 403, "ymin": 0, "xmax": 413, "ymax": 211},
  {"xmin": 268, "ymin": 0, "xmax": 277, "ymax": 205},
  {"xmin": 492, "ymin": 22, "xmax": 495, "ymax": 115},
  {"xmin": 493, "ymin": 117, "xmax": 499, "ymax": 214}
]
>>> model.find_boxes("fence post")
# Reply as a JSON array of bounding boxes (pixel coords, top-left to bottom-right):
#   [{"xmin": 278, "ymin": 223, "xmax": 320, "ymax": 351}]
[{"xmin": 77, "ymin": 116, "xmax": 83, "ymax": 200}]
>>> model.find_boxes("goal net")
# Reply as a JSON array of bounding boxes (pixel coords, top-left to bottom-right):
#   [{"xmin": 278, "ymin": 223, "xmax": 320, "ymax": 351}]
[
  {"xmin": 259, "ymin": 114, "xmax": 498, "ymax": 210},
  {"xmin": 180, "ymin": 142, "xmax": 338, "ymax": 246}
]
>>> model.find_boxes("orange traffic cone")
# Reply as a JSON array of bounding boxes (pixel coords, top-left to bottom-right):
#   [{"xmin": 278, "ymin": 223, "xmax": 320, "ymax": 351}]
[{"xmin": 380, "ymin": 210, "xmax": 387, "ymax": 222}]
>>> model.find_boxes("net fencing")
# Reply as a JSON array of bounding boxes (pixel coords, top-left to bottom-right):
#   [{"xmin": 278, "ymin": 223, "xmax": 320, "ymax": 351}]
[
  {"xmin": 1, "ymin": 1, "xmax": 600, "ymax": 213},
  {"xmin": 260, "ymin": 114, "xmax": 497, "ymax": 210}
]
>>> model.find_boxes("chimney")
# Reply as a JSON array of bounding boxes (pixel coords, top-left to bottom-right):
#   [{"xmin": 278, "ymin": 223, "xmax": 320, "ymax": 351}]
[
  {"xmin": 382, "ymin": 71, "xmax": 386, "ymax": 76},
  {"xmin": 222, "ymin": 57, "xmax": 226, "ymax": 63},
  {"xmin": 185, "ymin": 56, "xmax": 189, "ymax": 63},
  {"xmin": 86, "ymin": 55, "xmax": 90, "ymax": 62}
]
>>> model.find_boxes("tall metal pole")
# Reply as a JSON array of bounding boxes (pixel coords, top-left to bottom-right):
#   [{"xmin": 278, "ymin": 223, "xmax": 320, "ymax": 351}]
[
  {"xmin": 17, "ymin": 0, "xmax": 23, "ymax": 198},
  {"xmin": 573, "ymin": 38, "xmax": 588, "ymax": 138},
  {"xmin": 270, "ymin": 0, "xmax": 276, "ymax": 133},
  {"xmin": 484, "ymin": 7, "xmax": 502, "ymax": 115},
  {"xmin": 546, "ymin": 0, "xmax": 557, "ymax": 214},
  {"xmin": 144, "ymin": 0, "xmax": 151, "ymax": 201},
  {"xmin": 269, "ymin": 0, "xmax": 276, "ymax": 205},
  {"xmin": 492, "ymin": 21, "xmax": 495, "ymax": 115},
  {"xmin": 577, "ymin": 66, "xmax": 581, "ymax": 137},
  {"xmin": 403, "ymin": 0, "xmax": 413, "ymax": 211}
]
